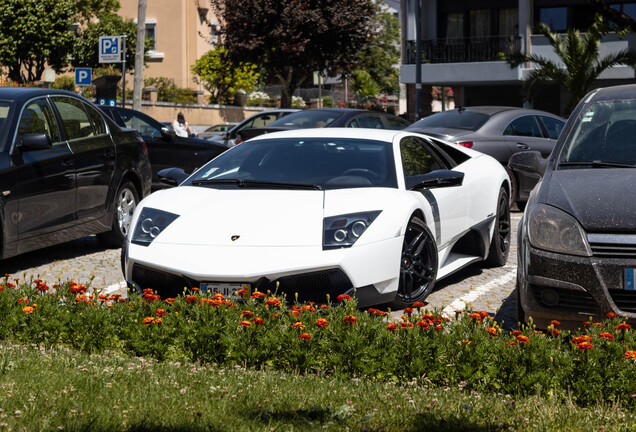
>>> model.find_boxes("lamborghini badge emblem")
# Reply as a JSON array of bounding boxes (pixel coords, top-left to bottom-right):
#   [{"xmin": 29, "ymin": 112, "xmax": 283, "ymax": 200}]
[{"xmin": 231, "ymin": 235, "xmax": 240, "ymax": 241}]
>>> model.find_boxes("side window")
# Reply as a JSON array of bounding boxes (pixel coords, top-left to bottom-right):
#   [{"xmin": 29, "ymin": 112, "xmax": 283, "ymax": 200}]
[
  {"xmin": 17, "ymin": 99, "xmax": 61, "ymax": 143},
  {"xmin": 84, "ymin": 102, "xmax": 107, "ymax": 135},
  {"xmin": 348, "ymin": 115, "xmax": 384, "ymax": 129},
  {"xmin": 503, "ymin": 116, "xmax": 543, "ymax": 138},
  {"xmin": 387, "ymin": 116, "xmax": 410, "ymax": 130},
  {"xmin": 540, "ymin": 116, "xmax": 565, "ymax": 140},
  {"xmin": 52, "ymin": 97, "xmax": 95, "ymax": 140},
  {"xmin": 400, "ymin": 137, "xmax": 445, "ymax": 177},
  {"xmin": 119, "ymin": 111, "xmax": 162, "ymax": 138}
]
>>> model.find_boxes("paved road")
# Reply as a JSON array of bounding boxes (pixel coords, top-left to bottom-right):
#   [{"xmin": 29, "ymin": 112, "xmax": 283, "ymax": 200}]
[{"xmin": 3, "ymin": 211, "xmax": 522, "ymax": 327}]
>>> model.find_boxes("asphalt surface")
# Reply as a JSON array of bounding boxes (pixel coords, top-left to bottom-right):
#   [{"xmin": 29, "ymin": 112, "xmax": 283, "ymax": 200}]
[{"xmin": 2, "ymin": 211, "xmax": 523, "ymax": 327}]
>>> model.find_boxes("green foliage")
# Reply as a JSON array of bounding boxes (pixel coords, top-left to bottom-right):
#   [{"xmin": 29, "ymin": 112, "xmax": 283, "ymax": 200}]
[
  {"xmin": 51, "ymin": 76, "xmax": 76, "ymax": 91},
  {"xmin": 504, "ymin": 14, "xmax": 636, "ymax": 114},
  {"xmin": 350, "ymin": 69, "xmax": 382, "ymax": 104},
  {"xmin": 70, "ymin": 13, "xmax": 151, "ymax": 71},
  {"xmin": 144, "ymin": 77, "xmax": 197, "ymax": 104},
  {"xmin": 191, "ymin": 47, "xmax": 258, "ymax": 105},
  {"xmin": 73, "ymin": 0, "xmax": 120, "ymax": 22},
  {"xmin": 0, "ymin": 0, "xmax": 77, "ymax": 83}
]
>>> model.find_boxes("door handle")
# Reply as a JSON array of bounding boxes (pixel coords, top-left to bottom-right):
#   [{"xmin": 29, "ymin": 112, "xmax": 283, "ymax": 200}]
[
  {"xmin": 61, "ymin": 158, "xmax": 73, "ymax": 167},
  {"xmin": 516, "ymin": 143, "xmax": 530, "ymax": 149}
]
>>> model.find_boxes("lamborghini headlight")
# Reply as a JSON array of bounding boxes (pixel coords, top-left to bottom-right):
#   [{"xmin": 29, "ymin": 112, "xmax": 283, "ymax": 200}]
[
  {"xmin": 323, "ymin": 211, "xmax": 381, "ymax": 250},
  {"xmin": 528, "ymin": 204, "xmax": 591, "ymax": 257},
  {"xmin": 131, "ymin": 207, "xmax": 180, "ymax": 246}
]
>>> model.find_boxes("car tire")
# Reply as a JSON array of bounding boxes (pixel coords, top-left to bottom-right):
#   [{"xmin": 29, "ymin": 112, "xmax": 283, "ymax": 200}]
[
  {"xmin": 391, "ymin": 216, "xmax": 438, "ymax": 309},
  {"xmin": 485, "ymin": 187, "xmax": 511, "ymax": 267},
  {"xmin": 97, "ymin": 181, "xmax": 139, "ymax": 248}
]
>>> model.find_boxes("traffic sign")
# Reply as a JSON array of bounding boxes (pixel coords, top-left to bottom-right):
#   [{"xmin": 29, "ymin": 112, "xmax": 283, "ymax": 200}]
[
  {"xmin": 99, "ymin": 36, "xmax": 121, "ymax": 63},
  {"xmin": 75, "ymin": 68, "xmax": 92, "ymax": 86}
]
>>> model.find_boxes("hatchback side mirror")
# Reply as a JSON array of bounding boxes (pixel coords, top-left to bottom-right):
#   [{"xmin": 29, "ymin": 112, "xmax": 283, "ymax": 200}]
[{"xmin": 508, "ymin": 151, "xmax": 548, "ymax": 177}]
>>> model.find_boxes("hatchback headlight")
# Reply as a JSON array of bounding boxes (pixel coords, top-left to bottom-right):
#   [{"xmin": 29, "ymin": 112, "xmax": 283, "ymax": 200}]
[
  {"xmin": 131, "ymin": 207, "xmax": 180, "ymax": 246},
  {"xmin": 323, "ymin": 211, "xmax": 381, "ymax": 249},
  {"xmin": 528, "ymin": 204, "xmax": 591, "ymax": 257}
]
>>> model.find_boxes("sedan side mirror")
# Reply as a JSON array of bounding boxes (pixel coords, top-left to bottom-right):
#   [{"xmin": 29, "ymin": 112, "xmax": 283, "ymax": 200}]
[
  {"xmin": 157, "ymin": 167, "xmax": 189, "ymax": 187},
  {"xmin": 161, "ymin": 126, "xmax": 176, "ymax": 141},
  {"xmin": 18, "ymin": 133, "xmax": 52, "ymax": 150},
  {"xmin": 508, "ymin": 151, "xmax": 548, "ymax": 177},
  {"xmin": 407, "ymin": 169, "xmax": 464, "ymax": 190}
]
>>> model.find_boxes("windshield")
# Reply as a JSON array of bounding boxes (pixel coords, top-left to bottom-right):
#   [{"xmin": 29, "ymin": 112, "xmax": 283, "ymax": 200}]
[
  {"xmin": 267, "ymin": 110, "xmax": 348, "ymax": 129},
  {"xmin": 186, "ymin": 137, "xmax": 398, "ymax": 190},
  {"xmin": 411, "ymin": 110, "xmax": 490, "ymax": 131},
  {"xmin": 558, "ymin": 99, "xmax": 636, "ymax": 167}
]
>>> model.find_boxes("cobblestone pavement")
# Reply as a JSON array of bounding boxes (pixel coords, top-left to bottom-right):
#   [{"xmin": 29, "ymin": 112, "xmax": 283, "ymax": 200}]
[{"xmin": 3, "ymin": 211, "xmax": 523, "ymax": 327}]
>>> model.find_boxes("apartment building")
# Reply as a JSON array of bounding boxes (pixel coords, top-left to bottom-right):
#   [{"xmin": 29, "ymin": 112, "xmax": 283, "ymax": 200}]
[{"xmin": 400, "ymin": 0, "xmax": 636, "ymax": 118}]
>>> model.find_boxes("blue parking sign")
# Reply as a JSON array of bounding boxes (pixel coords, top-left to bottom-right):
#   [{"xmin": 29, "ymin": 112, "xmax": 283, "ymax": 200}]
[
  {"xmin": 99, "ymin": 35, "xmax": 121, "ymax": 63},
  {"xmin": 75, "ymin": 68, "xmax": 92, "ymax": 86}
]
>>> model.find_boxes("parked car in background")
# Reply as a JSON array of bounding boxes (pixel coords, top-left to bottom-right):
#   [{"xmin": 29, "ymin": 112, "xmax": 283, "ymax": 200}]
[
  {"xmin": 0, "ymin": 88, "xmax": 152, "ymax": 260},
  {"xmin": 407, "ymin": 107, "xmax": 565, "ymax": 209},
  {"xmin": 99, "ymin": 106, "xmax": 228, "ymax": 190},
  {"xmin": 207, "ymin": 109, "xmax": 300, "ymax": 147},
  {"xmin": 511, "ymin": 84, "xmax": 636, "ymax": 330},
  {"xmin": 238, "ymin": 108, "xmax": 412, "ymax": 142},
  {"xmin": 122, "ymin": 128, "xmax": 510, "ymax": 306},
  {"xmin": 198, "ymin": 122, "xmax": 239, "ymax": 140}
]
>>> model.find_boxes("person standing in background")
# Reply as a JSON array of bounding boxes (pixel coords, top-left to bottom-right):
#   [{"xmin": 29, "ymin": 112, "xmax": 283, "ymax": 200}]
[{"xmin": 172, "ymin": 112, "xmax": 191, "ymax": 137}]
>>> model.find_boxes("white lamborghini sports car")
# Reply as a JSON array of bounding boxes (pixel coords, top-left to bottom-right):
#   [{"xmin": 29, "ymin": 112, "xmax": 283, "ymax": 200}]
[{"xmin": 122, "ymin": 128, "xmax": 511, "ymax": 308}]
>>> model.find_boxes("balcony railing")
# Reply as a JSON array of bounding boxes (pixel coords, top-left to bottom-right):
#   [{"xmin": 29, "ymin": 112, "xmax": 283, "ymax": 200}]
[{"xmin": 405, "ymin": 36, "xmax": 522, "ymax": 64}]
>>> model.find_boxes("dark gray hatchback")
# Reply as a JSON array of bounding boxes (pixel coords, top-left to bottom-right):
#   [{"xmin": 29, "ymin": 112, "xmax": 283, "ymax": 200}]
[
  {"xmin": 510, "ymin": 84, "xmax": 636, "ymax": 329},
  {"xmin": 0, "ymin": 88, "xmax": 151, "ymax": 260}
]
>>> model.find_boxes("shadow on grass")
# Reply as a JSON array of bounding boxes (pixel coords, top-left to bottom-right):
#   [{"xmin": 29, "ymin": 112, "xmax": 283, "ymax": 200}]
[{"xmin": 409, "ymin": 412, "xmax": 513, "ymax": 432}]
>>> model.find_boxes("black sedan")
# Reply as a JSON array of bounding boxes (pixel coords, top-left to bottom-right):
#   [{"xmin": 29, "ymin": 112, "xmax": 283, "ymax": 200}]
[
  {"xmin": 99, "ymin": 106, "xmax": 228, "ymax": 190},
  {"xmin": 510, "ymin": 84, "xmax": 636, "ymax": 330},
  {"xmin": 238, "ymin": 108, "xmax": 411, "ymax": 142},
  {"xmin": 0, "ymin": 88, "xmax": 152, "ymax": 260},
  {"xmin": 407, "ymin": 107, "xmax": 565, "ymax": 209}
]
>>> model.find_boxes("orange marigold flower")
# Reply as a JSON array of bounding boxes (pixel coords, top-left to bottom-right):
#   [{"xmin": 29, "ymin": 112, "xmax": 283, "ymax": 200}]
[
  {"xmin": 617, "ymin": 323, "xmax": 631, "ymax": 331},
  {"xmin": 607, "ymin": 312, "xmax": 619, "ymax": 318},
  {"xmin": 367, "ymin": 308, "xmax": 386, "ymax": 317},
  {"xmin": 578, "ymin": 341, "xmax": 593, "ymax": 351},
  {"xmin": 583, "ymin": 321, "xmax": 591, "ymax": 326},
  {"xmin": 511, "ymin": 330, "xmax": 523, "ymax": 336},
  {"xmin": 337, "ymin": 294, "xmax": 351, "ymax": 302},
  {"xmin": 239, "ymin": 320, "xmax": 252, "ymax": 327},
  {"xmin": 400, "ymin": 321, "xmax": 414, "ymax": 329},
  {"xmin": 70, "ymin": 283, "xmax": 86, "ymax": 294},
  {"xmin": 299, "ymin": 333, "xmax": 311, "ymax": 341},
  {"xmin": 252, "ymin": 291, "xmax": 267, "ymax": 299},
  {"xmin": 36, "ymin": 282, "xmax": 49, "ymax": 292},
  {"xmin": 319, "ymin": 304, "xmax": 329, "ymax": 309},
  {"xmin": 23, "ymin": 306, "xmax": 34, "ymax": 314},
  {"xmin": 550, "ymin": 320, "xmax": 561, "ymax": 326},
  {"xmin": 290, "ymin": 310, "xmax": 301, "ymax": 317},
  {"xmin": 252, "ymin": 317, "xmax": 264, "ymax": 326},
  {"xmin": 163, "ymin": 298, "xmax": 175, "ymax": 304},
  {"xmin": 468, "ymin": 312, "xmax": 482, "ymax": 321},
  {"xmin": 212, "ymin": 292, "xmax": 224, "ymax": 301},
  {"xmin": 462, "ymin": 339, "xmax": 471, "ymax": 345},
  {"xmin": 155, "ymin": 318, "xmax": 163, "ymax": 324},
  {"xmin": 265, "ymin": 297, "xmax": 282, "ymax": 307},
  {"xmin": 516, "ymin": 335, "xmax": 530, "ymax": 344},
  {"xmin": 434, "ymin": 325, "xmax": 444, "ymax": 331},
  {"xmin": 417, "ymin": 320, "xmax": 430, "ymax": 329},
  {"xmin": 487, "ymin": 327, "xmax": 498, "ymax": 337},
  {"xmin": 412, "ymin": 301, "xmax": 425, "ymax": 308},
  {"xmin": 316, "ymin": 318, "xmax": 329, "ymax": 328},
  {"xmin": 241, "ymin": 310, "xmax": 254, "ymax": 318},
  {"xmin": 17, "ymin": 298, "xmax": 29, "ymax": 304},
  {"xmin": 386, "ymin": 323, "xmax": 398, "ymax": 332},
  {"xmin": 272, "ymin": 313, "xmax": 281, "ymax": 318},
  {"xmin": 185, "ymin": 295, "xmax": 198, "ymax": 303},
  {"xmin": 155, "ymin": 309, "xmax": 167, "ymax": 317},
  {"xmin": 479, "ymin": 311, "xmax": 489, "ymax": 319},
  {"xmin": 291, "ymin": 321, "xmax": 305, "ymax": 330},
  {"xmin": 301, "ymin": 305, "xmax": 315, "ymax": 312},
  {"xmin": 572, "ymin": 335, "xmax": 593, "ymax": 344},
  {"xmin": 404, "ymin": 307, "xmax": 413, "ymax": 316},
  {"xmin": 142, "ymin": 317, "xmax": 155, "ymax": 326},
  {"xmin": 236, "ymin": 288, "xmax": 248, "ymax": 296},
  {"xmin": 548, "ymin": 328, "xmax": 560, "ymax": 337},
  {"xmin": 599, "ymin": 332, "xmax": 614, "ymax": 340},
  {"xmin": 506, "ymin": 341, "xmax": 516, "ymax": 347},
  {"xmin": 344, "ymin": 315, "xmax": 357, "ymax": 324},
  {"xmin": 625, "ymin": 350, "xmax": 636, "ymax": 360},
  {"xmin": 143, "ymin": 288, "xmax": 154, "ymax": 295}
]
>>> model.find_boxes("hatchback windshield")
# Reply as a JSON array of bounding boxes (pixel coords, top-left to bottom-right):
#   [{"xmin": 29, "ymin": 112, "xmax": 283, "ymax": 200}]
[
  {"xmin": 187, "ymin": 137, "xmax": 398, "ymax": 190},
  {"xmin": 558, "ymin": 99, "xmax": 636, "ymax": 167},
  {"xmin": 410, "ymin": 110, "xmax": 490, "ymax": 131}
]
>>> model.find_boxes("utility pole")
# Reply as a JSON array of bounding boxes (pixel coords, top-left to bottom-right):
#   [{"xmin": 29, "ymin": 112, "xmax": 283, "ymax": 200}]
[{"xmin": 133, "ymin": 0, "xmax": 147, "ymax": 111}]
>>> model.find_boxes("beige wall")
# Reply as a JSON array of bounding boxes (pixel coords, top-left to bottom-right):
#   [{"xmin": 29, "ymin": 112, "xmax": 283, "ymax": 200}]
[
  {"xmin": 141, "ymin": 103, "xmax": 267, "ymax": 126},
  {"xmin": 118, "ymin": 0, "xmax": 215, "ymax": 90}
]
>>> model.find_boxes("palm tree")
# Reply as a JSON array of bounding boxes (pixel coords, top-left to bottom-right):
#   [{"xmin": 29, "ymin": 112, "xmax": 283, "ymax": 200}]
[{"xmin": 505, "ymin": 14, "xmax": 636, "ymax": 114}]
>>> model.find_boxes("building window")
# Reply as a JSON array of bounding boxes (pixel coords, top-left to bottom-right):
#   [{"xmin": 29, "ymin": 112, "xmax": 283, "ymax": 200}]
[
  {"xmin": 446, "ymin": 13, "xmax": 463, "ymax": 39},
  {"xmin": 538, "ymin": 7, "xmax": 567, "ymax": 32},
  {"xmin": 498, "ymin": 8, "xmax": 518, "ymax": 36},
  {"xmin": 146, "ymin": 22, "xmax": 156, "ymax": 52},
  {"xmin": 470, "ymin": 10, "xmax": 491, "ymax": 37}
]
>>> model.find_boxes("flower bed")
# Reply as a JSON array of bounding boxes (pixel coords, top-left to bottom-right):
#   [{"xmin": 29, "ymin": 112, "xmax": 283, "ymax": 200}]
[{"xmin": 1, "ymin": 274, "xmax": 635, "ymax": 406}]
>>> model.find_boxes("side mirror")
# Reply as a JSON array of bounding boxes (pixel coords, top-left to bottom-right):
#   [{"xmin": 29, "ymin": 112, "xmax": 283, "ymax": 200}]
[
  {"xmin": 508, "ymin": 151, "xmax": 548, "ymax": 177},
  {"xmin": 161, "ymin": 126, "xmax": 176, "ymax": 141},
  {"xmin": 18, "ymin": 133, "xmax": 52, "ymax": 150},
  {"xmin": 407, "ymin": 169, "xmax": 464, "ymax": 190},
  {"xmin": 157, "ymin": 167, "xmax": 189, "ymax": 187}
]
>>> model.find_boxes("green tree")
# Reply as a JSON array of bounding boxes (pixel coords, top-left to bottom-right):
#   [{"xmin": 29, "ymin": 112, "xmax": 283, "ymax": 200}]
[
  {"xmin": 71, "ymin": 14, "xmax": 150, "ymax": 71},
  {"xmin": 505, "ymin": 14, "xmax": 636, "ymax": 114},
  {"xmin": 350, "ymin": 70, "xmax": 382, "ymax": 105},
  {"xmin": 0, "ymin": 0, "xmax": 77, "ymax": 83},
  {"xmin": 206, "ymin": 0, "xmax": 378, "ymax": 108},
  {"xmin": 74, "ymin": 0, "xmax": 120, "ymax": 21},
  {"xmin": 191, "ymin": 47, "xmax": 259, "ymax": 104}
]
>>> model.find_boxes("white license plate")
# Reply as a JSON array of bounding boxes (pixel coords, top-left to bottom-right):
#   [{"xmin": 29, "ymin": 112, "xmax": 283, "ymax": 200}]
[
  {"xmin": 625, "ymin": 269, "xmax": 635, "ymax": 291},
  {"xmin": 200, "ymin": 283, "xmax": 251, "ymax": 301}
]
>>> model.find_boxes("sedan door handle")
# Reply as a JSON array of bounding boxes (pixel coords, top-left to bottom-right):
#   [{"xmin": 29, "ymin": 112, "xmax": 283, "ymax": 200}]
[{"xmin": 516, "ymin": 143, "xmax": 530, "ymax": 149}]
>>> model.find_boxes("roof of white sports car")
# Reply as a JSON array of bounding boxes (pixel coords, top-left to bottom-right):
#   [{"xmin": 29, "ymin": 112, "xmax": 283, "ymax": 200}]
[{"xmin": 246, "ymin": 127, "xmax": 410, "ymax": 142}]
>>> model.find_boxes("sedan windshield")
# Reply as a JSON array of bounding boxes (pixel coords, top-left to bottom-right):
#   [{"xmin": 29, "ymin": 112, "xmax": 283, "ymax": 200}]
[
  {"xmin": 267, "ymin": 110, "xmax": 348, "ymax": 128},
  {"xmin": 410, "ymin": 110, "xmax": 490, "ymax": 131},
  {"xmin": 187, "ymin": 137, "xmax": 398, "ymax": 190},
  {"xmin": 559, "ymin": 99, "xmax": 636, "ymax": 167}
]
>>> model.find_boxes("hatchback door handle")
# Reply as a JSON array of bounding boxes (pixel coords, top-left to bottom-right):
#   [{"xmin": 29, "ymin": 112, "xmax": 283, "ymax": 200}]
[{"xmin": 516, "ymin": 143, "xmax": 530, "ymax": 149}]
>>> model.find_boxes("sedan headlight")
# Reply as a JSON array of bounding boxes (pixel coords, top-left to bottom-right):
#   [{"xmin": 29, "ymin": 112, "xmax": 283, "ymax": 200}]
[
  {"xmin": 528, "ymin": 204, "xmax": 591, "ymax": 257},
  {"xmin": 131, "ymin": 207, "xmax": 180, "ymax": 246},
  {"xmin": 323, "ymin": 211, "xmax": 381, "ymax": 250}
]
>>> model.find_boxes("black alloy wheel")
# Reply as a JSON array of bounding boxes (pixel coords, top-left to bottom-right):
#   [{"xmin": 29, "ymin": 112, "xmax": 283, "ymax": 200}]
[
  {"xmin": 391, "ymin": 216, "xmax": 438, "ymax": 309},
  {"xmin": 485, "ymin": 187, "xmax": 511, "ymax": 267}
]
